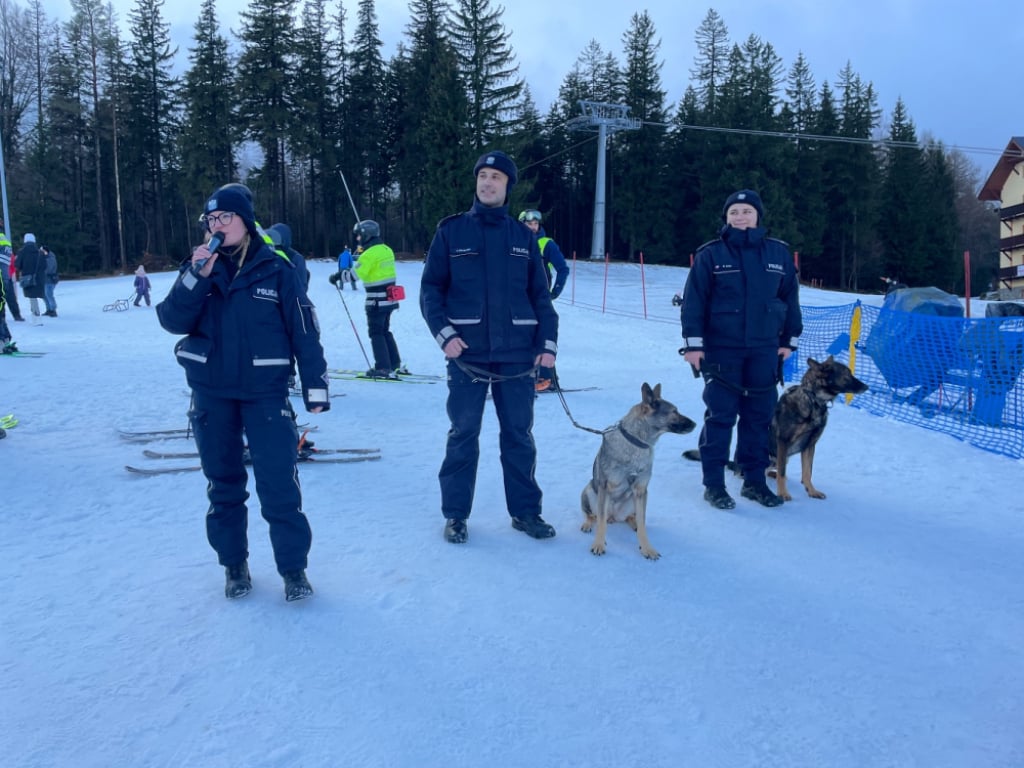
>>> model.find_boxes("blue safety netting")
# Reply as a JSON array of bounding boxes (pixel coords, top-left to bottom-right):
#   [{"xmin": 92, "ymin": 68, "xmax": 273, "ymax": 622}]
[{"xmin": 785, "ymin": 291, "xmax": 1024, "ymax": 459}]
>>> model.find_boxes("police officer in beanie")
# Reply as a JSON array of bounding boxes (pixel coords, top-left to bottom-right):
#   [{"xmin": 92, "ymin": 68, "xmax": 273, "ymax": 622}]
[
  {"xmin": 680, "ymin": 189, "xmax": 802, "ymax": 510},
  {"xmin": 420, "ymin": 150, "xmax": 559, "ymax": 544},
  {"xmin": 157, "ymin": 183, "xmax": 330, "ymax": 602}
]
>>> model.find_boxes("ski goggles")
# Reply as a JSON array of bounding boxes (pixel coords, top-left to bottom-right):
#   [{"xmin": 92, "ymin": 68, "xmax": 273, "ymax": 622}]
[{"xmin": 518, "ymin": 209, "xmax": 542, "ymax": 223}]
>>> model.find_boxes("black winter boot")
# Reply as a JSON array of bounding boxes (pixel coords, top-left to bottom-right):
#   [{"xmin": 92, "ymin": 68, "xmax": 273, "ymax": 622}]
[
  {"xmin": 283, "ymin": 570, "xmax": 314, "ymax": 601},
  {"xmin": 224, "ymin": 561, "xmax": 252, "ymax": 599},
  {"xmin": 740, "ymin": 482, "xmax": 784, "ymax": 507},
  {"xmin": 444, "ymin": 518, "xmax": 468, "ymax": 544},
  {"xmin": 510, "ymin": 515, "xmax": 556, "ymax": 539},
  {"xmin": 703, "ymin": 485, "xmax": 736, "ymax": 510}
]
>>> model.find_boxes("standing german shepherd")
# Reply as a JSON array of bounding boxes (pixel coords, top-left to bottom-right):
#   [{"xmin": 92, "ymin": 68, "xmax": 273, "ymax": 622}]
[
  {"xmin": 770, "ymin": 356, "xmax": 868, "ymax": 500},
  {"xmin": 581, "ymin": 383, "xmax": 696, "ymax": 559}
]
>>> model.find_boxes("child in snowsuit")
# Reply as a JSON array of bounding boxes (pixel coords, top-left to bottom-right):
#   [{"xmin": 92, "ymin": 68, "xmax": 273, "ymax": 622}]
[{"xmin": 133, "ymin": 266, "xmax": 152, "ymax": 306}]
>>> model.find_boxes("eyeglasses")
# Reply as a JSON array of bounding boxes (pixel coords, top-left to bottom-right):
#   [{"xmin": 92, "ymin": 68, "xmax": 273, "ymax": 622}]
[
  {"xmin": 519, "ymin": 210, "xmax": 542, "ymax": 223},
  {"xmin": 201, "ymin": 211, "xmax": 236, "ymax": 228}
]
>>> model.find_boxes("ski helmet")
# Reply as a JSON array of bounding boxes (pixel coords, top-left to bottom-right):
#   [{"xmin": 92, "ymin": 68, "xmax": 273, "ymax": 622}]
[{"xmin": 353, "ymin": 220, "xmax": 380, "ymax": 243}]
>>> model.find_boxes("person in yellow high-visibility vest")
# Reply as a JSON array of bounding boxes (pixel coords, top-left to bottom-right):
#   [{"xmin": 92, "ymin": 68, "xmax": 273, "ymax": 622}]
[
  {"xmin": 353, "ymin": 220, "xmax": 404, "ymax": 378},
  {"xmin": 519, "ymin": 209, "xmax": 568, "ymax": 391}
]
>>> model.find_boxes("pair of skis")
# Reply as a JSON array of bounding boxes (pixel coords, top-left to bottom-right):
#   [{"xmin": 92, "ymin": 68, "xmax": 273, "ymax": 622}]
[
  {"xmin": 126, "ymin": 448, "xmax": 381, "ymax": 475},
  {"xmin": 119, "ymin": 425, "xmax": 379, "ymax": 474},
  {"xmin": 328, "ymin": 368, "xmax": 444, "ymax": 384},
  {"xmin": 118, "ymin": 424, "xmax": 319, "ymax": 443},
  {"xmin": 0, "ymin": 414, "xmax": 18, "ymax": 430}
]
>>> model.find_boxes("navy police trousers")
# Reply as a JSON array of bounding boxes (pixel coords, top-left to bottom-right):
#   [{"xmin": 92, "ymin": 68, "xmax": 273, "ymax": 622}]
[
  {"xmin": 439, "ymin": 360, "xmax": 543, "ymax": 521},
  {"xmin": 698, "ymin": 346, "xmax": 780, "ymax": 488},
  {"xmin": 189, "ymin": 391, "xmax": 311, "ymax": 574}
]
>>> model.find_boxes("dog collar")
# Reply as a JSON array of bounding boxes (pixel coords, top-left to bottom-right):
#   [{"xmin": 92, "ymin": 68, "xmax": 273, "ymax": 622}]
[{"xmin": 617, "ymin": 422, "xmax": 651, "ymax": 450}]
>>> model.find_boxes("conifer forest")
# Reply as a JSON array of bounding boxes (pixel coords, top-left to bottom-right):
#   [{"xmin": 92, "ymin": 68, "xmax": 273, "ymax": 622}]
[{"xmin": 0, "ymin": 1, "xmax": 1000, "ymax": 292}]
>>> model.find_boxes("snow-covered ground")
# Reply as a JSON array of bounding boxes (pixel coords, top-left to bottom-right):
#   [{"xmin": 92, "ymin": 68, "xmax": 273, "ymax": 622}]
[{"xmin": 2, "ymin": 257, "xmax": 1021, "ymax": 768}]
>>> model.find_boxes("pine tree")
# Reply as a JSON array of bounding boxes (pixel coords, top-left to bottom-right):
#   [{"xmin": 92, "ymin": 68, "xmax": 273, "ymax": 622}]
[
  {"xmin": 450, "ymin": 0, "xmax": 522, "ymax": 151},
  {"xmin": 392, "ymin": 0, "xmax": 468, "ymax": 251},
  {"xmin": 291, "ymin": 0, "xmax": 343, "ymax": 254},
  {"xmin": 615, "ymin": 11, "xmax": 671, "ymax": 262},
  {"xmin": 67, "ymin": 0, "xmax": 116, "ymax": 270},
  {"xmin": 123, "ymin": 0, "xmax": 179, "ymax": 261},
  {"xmin": 235, "ymin": 0, "xmax": 298, "ymax": 222},
  {"xmin": 666, "ymin": 86, "xmax": 704, "ymax": 262},
  {"xmin": 345, "ymin": 0, "xmax": 388, "ymax": 219},
  {"xmin": 878, "ymin": 98, "xmax": 928, "ymax": 285},
  {"xmin": 177, "ymin": 0, "xmax": 236, "ymax": 232},
  {"xmin": 920, "ymin": 141, "xmax": 959, "ymax": 290},
  {"xmin": 689, "ymin": 8, "xmax": 729, "ymax": 119},
  {"xmin": 823, "ymin": 63, "xmax": 880, "ymax": 290},
  {"xmin": 781, "ymin": 52, "xmax": 826, "ymax": 270}
]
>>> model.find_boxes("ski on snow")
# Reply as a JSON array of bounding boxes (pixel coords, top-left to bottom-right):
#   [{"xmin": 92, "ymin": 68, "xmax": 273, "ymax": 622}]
[
  {"xmin": 126, "ymin": 453, "xmax": 381, "ymax": 475},
  {"xmin": 0, "ymin": 350, "xmax": 46, "ymax": 358},
  {"xmin": 328, "ymin": 368, "xmax": 444, "ymax": 384},
  {"xmin": 142, "ymin": 447, "xmax": 379, "ymax": 459},
  {"xmin": 119, "ymin": 424, "xmax": 319, "ymax": 442}
]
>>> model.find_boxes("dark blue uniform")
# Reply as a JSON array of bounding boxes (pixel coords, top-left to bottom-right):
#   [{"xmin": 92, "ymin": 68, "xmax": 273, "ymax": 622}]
[
  {"xmin": 157, "ymin": 241, "xmax": 329, "ymax": 574},
  {"xmin": 420, "ymin": 200, "xmax": 558, "ymax": 521},
  {"xmin": 681, "ymin": 225, "xmax": 802, "ymax": 487}
]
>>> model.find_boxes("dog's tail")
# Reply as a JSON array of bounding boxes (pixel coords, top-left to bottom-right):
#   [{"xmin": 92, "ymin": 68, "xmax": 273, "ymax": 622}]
[{"xmin": 681, "ymin": 448, "xmax": 742, "ymax": 476}]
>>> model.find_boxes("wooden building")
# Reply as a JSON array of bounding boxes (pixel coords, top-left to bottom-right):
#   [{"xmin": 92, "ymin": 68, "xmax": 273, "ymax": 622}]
[{"xmin": 979, "ymin": 136, "xmax": 1024, "ymax": 296}]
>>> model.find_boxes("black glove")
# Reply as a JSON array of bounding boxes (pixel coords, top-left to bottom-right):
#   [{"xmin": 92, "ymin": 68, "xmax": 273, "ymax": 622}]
[{"xmin": 328, "ymin": 272, "xmax": 340, "ymax": 286}]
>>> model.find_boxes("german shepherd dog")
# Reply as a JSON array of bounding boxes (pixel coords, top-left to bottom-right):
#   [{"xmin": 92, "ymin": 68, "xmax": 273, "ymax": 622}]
[
  {"xmin": 581, "ymin": 383, "xmax": 696, "ymax": 559},
  {"xmin": 770, "ymin": 356, "xmax": 868, "ymax": 500}
]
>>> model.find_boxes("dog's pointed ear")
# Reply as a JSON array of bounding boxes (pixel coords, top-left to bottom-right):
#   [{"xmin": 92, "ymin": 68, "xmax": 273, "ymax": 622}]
[
  {"xmin": 652, "ymin": 383, "xmax": 662, "ymax": 400},
  {"xmin": 807, "ymin": 357, "xmax": 820, "ymax": 369},
  {"xmin": 641, "ymin": 382, "xmax": 654, "ymax": 403}
]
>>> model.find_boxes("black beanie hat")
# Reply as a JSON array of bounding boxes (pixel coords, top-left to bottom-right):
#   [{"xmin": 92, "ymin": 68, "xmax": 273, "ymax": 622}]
[
  {"xmin": 205, "ymin": 185, "xmax": 256, "ymax": 232},
  {"xmin": 473, "ymin": 151, "xmax": 518, "ymax": 190},
  {"xmin": 722, "ymin": 189, "xmax": 764, "ymax": 222}
]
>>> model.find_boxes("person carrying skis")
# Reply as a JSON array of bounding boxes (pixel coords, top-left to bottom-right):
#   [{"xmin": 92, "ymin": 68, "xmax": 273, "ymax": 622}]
[
  {"xmin": 156, "ymin": 183, "xmax": 331, "ymax": 603},
  {"xmin": 329, "ymin": 244, "xmax": 358, "ymax": 290}
]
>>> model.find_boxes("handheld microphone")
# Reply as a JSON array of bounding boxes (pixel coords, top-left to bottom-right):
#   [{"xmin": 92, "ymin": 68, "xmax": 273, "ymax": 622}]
[{"xmin": 195, "ymin": 232, "xmax": 224, "ymax": 271}]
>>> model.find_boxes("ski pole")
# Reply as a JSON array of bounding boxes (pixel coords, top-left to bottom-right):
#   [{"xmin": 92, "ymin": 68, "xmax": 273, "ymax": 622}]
[{"xmin": 334, "ymin": 282, "xmax": 372, "ymax": 369}]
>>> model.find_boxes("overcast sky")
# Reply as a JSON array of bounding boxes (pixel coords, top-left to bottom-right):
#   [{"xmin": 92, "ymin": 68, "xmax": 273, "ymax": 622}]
[{"xmin": 42, "ymin": 0, "xmax": 1024, "ymax": 167}]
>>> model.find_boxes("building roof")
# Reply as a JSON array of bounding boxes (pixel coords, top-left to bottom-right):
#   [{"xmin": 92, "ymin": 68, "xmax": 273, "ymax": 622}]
[{"xmin": 978, "ymin": 136, "xmax": 1024, "ymax": 202}]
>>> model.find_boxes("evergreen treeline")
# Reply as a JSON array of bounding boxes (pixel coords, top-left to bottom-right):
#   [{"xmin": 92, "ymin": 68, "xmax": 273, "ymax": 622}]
[{"xmin": 0, "ymin": 2, "xmax": 999, "ymax": 292}]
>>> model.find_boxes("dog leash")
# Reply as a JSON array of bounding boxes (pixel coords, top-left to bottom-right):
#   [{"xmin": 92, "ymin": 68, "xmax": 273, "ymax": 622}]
[
  {"xmin": 452, "ymin": 359, "xmax": 538, "ymax": 383},
  {"xmin": 454, "ymin": 359, "xmax": 615, "ymax": 440},
  {"xmin": 682, "ymin": 353, "xmax": 785, "ymax": 397}
]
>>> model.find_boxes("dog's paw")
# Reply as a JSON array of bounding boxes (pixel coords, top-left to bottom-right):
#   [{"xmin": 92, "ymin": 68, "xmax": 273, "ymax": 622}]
[
  {"xmin": 639, "ymin": 546, "xmax": 661, "ymax": 561},
  {"xmin": 806, "ymin": 488, "xmax": 826, "ymax": 499},
  {"xmin": 580, "ymin": 521, "xmax": 594, "ymax": 533},
  {"xmin": 590, "ymin": 542, "xmax": 607, "ymax": 556}
]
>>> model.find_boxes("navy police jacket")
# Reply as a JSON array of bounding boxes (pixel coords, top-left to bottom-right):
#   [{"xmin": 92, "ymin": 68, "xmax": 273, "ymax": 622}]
[
  {"xmin": 420, "ymin": 200, "xmax": 558, "ymax": 364},
  {"xmin": 157, "ymin": 241, "xmax": 330, "ymax": 411},
  {"xmin": 681, "ymin": 225, "xmax": 802, "ymax": 351}
]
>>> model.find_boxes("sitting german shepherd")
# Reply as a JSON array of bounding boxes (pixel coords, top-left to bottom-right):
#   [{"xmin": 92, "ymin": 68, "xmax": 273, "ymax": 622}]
[
  {"xmin": 581, "ymin": 383, "xmax": 696, "ymax": 559},
  {"xmin": 770, "ymin": 356, "xmax": 868, "ymax": 500}
]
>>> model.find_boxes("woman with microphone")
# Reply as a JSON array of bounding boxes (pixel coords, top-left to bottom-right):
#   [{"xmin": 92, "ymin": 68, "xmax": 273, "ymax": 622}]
[{"xmin": 157, "ymin": 183, "xmax": 331, "ymax": 603}]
